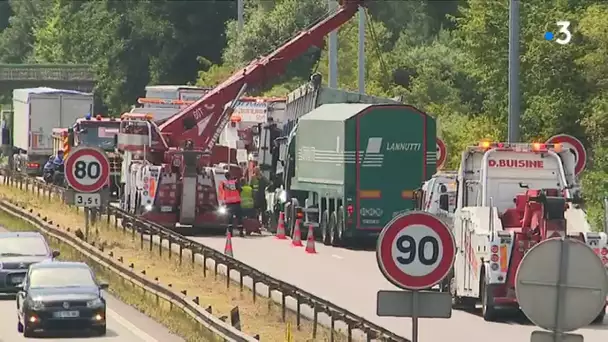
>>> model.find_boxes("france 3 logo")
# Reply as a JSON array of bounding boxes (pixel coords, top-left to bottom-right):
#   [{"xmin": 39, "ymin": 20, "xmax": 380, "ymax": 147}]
[{"xmin": 544, "ymin": 21, "xmax": 571, "ymax": 45}]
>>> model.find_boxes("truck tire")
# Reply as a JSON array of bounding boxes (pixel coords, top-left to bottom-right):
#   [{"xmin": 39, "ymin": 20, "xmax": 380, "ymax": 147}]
[
  {"xmin": 481, "ymin": 277, "xmax": 498, "ymax": 321},
  {"xmin": 450, "ymin": 276, "xmax": 476, "ymax": 311},
  {"xmin": 284, "ymin": 202, "xmax": 292, "ymax": 235},
  {"xmin": 337, "ymin": 207, "xmax": 346, "ymax": 246},
  {"xmin": 329, "ymin": 211, "xmax": 341, "ymax": 247},
  {"xmin": 320, "ymin": 210, "xmax": 330, "ymax": 245}
]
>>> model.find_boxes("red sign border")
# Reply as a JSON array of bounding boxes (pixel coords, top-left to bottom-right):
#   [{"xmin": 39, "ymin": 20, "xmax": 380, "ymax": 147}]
[
  {"xmin": 436, "ymin": 138, "xmax": 447, "ymax": 169},
  {"xmin": 545, "ymin": 134, "xmax": 587, "ymax": 176},
  {"xmin": 65, "ymin": 147, "xmax": 110, "ymax": 193},
  {"xmin": 376, "ymin": 211, "xmax": 455, "ymax": 290}
]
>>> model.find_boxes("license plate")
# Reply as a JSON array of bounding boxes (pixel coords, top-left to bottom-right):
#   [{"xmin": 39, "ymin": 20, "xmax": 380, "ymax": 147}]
[
  {"xmin": 53, "ymin": 310, "xmax": 80, "ymax": 318},
  {"xmin": 11, "ymin": 276, "xmax": 24, "ymax": 284}
]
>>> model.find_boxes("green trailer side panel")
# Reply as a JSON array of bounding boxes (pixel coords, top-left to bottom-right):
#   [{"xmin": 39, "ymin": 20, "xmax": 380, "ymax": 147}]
[
  {"xmin": 293, "ymin": 104, "xmax": 372, "ymax": 193},
  {"xmin": 344, "ymin": 105, "xmax": 437, "ymax": 230}
]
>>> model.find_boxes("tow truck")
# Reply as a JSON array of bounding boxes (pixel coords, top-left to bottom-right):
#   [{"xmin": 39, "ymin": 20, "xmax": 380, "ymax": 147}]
[
  {"xmin": 52, "ymin": 114, "xmax": 122, "ymax": 198},
  {"xmin": 116, "ymin": 0, "xmax": 368, "ymax": 235},
  {"xmin": 414, "ymin": 171, "xmax": 457, "ymax": 226},
  {"xmin": 450, "ymin": 139, "xmax": 608, "ymax": 322}
]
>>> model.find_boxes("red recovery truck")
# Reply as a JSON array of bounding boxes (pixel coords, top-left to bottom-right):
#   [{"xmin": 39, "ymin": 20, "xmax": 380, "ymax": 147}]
[
  {"xmin": 116, "ymin": 0, "xmax": 368, "ymax": 235},
  {"xmin": 450, "ymin": 139, "xmax": 608, "ymax": 322}
]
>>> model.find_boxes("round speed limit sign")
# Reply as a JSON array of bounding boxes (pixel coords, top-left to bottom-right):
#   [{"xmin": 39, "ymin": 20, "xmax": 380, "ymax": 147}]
[
  {"xmin": 65, "ymin": 146, "xmax": 110, "ymax": 193},
  {"xmin": 376, "ymin": 212, "xmax": 455, "ymax": 290}
]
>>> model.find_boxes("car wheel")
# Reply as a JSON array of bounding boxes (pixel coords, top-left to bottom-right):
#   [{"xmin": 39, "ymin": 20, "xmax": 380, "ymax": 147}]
[
  {"xmin": 93, "ymin": 325, "xmax": 107, "ymax": 336},
  {"xmin": 17, "ymin": 319, "xmax": 23, "ymax": 333},
  {"xmin": 23, "ymin": 320, "xmax": 35, "ymax": 337}
]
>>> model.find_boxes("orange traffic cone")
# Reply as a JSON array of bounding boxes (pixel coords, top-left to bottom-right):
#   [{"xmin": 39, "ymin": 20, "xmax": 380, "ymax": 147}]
[
  {"xmin": 305, "ymin": 225, "xmax": 317, "ymax": 254},
  {"xmin": 292, "ymin": 219, "xmax": 303, "ymax": 247},
  {"xmin": 276, "ymin": 212, "xmax": 287, "ymax": 240},
  {"xmin": 224, "ymin": 231, "xmax": 234, "ymax": 257}
]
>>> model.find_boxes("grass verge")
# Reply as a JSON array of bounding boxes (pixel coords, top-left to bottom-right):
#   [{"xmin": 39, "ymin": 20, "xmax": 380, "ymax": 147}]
[
  {"xmin": 0, "ymin": 180, "xmax": 342, "ymax": 341},
  {"xmin": 0, "ymin": 208, "xmax": 222, "ymax": 342}
]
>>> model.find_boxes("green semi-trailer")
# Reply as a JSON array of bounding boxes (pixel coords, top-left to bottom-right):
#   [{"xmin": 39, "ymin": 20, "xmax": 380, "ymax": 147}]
[{"xmin": 272, "ymin": 103, "xmax": 437, "ymax": 247}]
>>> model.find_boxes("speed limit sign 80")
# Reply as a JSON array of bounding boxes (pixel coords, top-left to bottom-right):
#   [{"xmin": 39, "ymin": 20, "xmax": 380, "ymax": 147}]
[
  {"xmin": 65, "ymin": 146, "xmax": 110, "ymax": 193},
  {"xmin": 376, "ymin": 212, "xmax": 455, "ymax": 290}
]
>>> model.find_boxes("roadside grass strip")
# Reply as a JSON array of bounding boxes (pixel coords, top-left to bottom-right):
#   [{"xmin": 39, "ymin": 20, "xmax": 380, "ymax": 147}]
[{"xmin": 0, "ymin": 180, "xmax": 344, "ymax": 341}]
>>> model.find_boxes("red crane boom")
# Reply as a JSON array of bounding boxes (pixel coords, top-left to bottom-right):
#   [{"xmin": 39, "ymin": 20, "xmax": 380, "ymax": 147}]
[{"xmin": 158, "ymin": 0, "xmax": 365, "ymax": 151}]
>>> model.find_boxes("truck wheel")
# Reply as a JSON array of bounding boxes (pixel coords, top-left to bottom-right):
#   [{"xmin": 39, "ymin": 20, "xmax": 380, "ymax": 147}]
[
  {"xmin": 329, "ymin": 212, "xmax": 341, "ymax": 247},
  {"xmin": 284, "ymin": 202, "xmax": 292, "ymax": 235},
  {"xmin": 268, "ymin": 210, "xmax": 278, "ymax": 233},
  {"xmin": 320, "ymin": 211, "xmax": 330, "ymax": 245},
  {"xmin": 481, "ymin": 278, "xmax": 498, "ymax": 321},
  {"xmin": 450, "ymin": 277, "xmax": 476, "ymax": 310},
  {"xmin": 287, "ymin": 198, "xmax": 298, "ymax": 236}
]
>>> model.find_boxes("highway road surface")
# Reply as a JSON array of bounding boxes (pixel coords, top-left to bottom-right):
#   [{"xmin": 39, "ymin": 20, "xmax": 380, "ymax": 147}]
[
  {"xmin": 191, "ymin": 233, "xmax": 608, "ymax": 342},
  {"xmin": 0, "ymin": 227, "xmax": 184, "ymax": 342}
]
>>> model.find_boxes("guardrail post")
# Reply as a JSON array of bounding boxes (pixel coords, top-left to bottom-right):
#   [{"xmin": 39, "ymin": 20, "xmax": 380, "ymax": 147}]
[
  {"xmin": 296, "ymin": 294, "xmax": 301, "ymax": 330},
  {"xmin": 167, "ymin": 237, "xmax": 171, "ymax": 259},
  {"xmin": 178, "ymin": 242, "xmax": 183, "ymax": 265},
  {"xmin": 226, "ymin": 263, "xmax": 230, "ymax": 288},
  {"xmin": 131, "ymin": 220, "xmax": 135, "ymax": 240},
  {"xmin": 19, "ymin": 177, "xmax": 23, "ymax": 190},
  {"xmin": 347, "ymin": 324, "xmax": 352, "ymax": 341},
  {"xmin": 159, "ymin": 233, "xmax": 163, "ymax": 256},
  {"xmin": 312, "ymin": 303, "xmax": 318, "ymax": 338},
  {"xmin": 140, "ymin": 225, "xmax": 144, "ymax": 249},
  {"xmin": 106, "ymin": 206, "xmax": 111, "ymax": 225},
  {"xmin": 201, "ymin": 254, "xmax": 206, "ymax": 277},
  {"xmin": 252, "ymin": 281, "xmax": 256, "ymax": 303},
  {"xmin": 281, "ymin": 292, "xmax": 286, "ymax": 321},
  {"xmin": 330, "ymin": 314, "xmax": 335, "ymax": 342}
]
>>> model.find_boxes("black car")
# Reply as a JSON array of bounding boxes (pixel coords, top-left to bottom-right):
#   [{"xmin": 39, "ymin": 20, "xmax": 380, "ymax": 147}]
[
  {"xmin": 16, "ymin": 261, "xmax": 109, "ymax": 337},
  {"xmin": 0, "ymin": 232, "xmax": 60, "ymax": 294}
]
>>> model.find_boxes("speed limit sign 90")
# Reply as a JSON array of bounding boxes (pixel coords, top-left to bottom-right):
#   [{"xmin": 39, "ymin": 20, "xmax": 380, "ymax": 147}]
[
  {"xmin": 376, "ymin": 212, "xmax": 455, "ymax": 290},
  {"xmin": 65, "ymin": 146, "xmax": 110, "ymax": 193}
]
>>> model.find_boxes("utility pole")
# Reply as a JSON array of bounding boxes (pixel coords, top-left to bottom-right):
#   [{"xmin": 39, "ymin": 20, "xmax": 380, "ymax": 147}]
[
  {"xmin": 237, "ymin": 0, "xmax": 244, "ymax": 32},
  {"xmin": 328, "ymin": 0, "xmax": 338, "ymax": 88},
  {"xmin": 357, "ymin": 7, "xmax": 365, "ymax": 94},
  {"xmin": 507, "ymin": 0, "xmax": 521, "ymax": 143}
]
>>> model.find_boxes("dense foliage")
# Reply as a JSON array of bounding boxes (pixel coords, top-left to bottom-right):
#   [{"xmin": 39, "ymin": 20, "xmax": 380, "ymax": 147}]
[{"xmin": 1, "ymin": 0, "xmax": 607, "ymax": 229}]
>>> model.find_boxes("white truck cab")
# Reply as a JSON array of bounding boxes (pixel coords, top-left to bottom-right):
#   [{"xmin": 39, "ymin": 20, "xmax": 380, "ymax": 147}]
[
  {"xmin": 415, "ymin": 172, "xmax": 457, "ymax": 225},
  {"xmin": 450, "ymin": 140, "xmax": 608, "ymax": 322}
]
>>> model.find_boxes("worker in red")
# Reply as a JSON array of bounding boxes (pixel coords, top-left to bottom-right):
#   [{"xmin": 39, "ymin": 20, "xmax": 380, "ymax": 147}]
[{"xmin": 218, "ymin": 171, "xmax": 245, "ymax": 237}]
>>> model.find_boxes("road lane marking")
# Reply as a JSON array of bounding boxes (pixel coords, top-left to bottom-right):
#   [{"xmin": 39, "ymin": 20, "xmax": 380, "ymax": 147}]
[
  {"xmin": 107, "ymin": 307, "xmax": 159, "ymax": 342},
  {"xmin": 332, "ymin": 254, "xmax": 344, "ymax": 259}
]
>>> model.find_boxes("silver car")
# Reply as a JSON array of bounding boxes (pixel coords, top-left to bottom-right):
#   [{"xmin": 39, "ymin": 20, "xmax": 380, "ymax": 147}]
[{"xmin": 0, "ymin": 232, "xmax": 60, "ymax": 294}]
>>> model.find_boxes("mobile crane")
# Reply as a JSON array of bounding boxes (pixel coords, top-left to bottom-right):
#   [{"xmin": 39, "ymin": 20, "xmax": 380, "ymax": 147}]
[{"xmin": 117, "ymin": 0, "xmax": 367, "ymax": 234}]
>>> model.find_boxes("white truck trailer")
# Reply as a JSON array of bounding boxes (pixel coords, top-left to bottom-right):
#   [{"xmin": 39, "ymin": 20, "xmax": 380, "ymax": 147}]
[{"xmin": 12, "ymin": 87, "xmax": 93, "ymax": 176}]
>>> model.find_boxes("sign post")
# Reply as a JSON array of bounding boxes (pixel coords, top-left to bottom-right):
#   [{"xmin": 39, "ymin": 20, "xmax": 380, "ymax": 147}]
[
  {"xmin": 376, "ymin": 211, "xmax": 455, "ymax": 342},
  {"xmin": 516, "ymin": 238, "xmax": 608, "ymax": 342},
  {"xmin": 64, "ymin": 146, "xmax": 110, "ymax": 241}
]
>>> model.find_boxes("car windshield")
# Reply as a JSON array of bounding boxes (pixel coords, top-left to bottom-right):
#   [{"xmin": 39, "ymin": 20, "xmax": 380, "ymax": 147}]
[
  {"xmin": 78, "ymin": 123, "xmax": 119, "ymax": 151},
  {"xmin": 30, "ymin": 267, "xmax": 96, "ymax": 288},
  {"xmin": 0, "ymin": 236, "xmax": 49, "ymax": 256}
]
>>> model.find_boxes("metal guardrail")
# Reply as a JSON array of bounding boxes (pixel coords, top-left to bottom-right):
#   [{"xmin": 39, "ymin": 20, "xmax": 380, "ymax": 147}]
[
  {"xmin": 0, "ymin": 170, "xmax": 408, "ymax": 342},
  {"xmin": 0, "ymin": 195, "xmax": 254, "ymax": 342}
]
